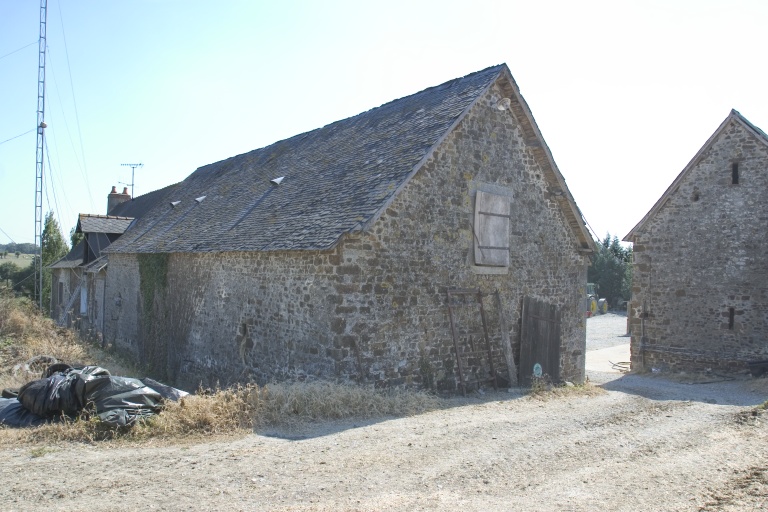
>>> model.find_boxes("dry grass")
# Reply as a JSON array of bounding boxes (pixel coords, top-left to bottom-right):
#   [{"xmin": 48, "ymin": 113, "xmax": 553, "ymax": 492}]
[
  {"xmin": 527, "ymin": 376, "xmax": 606, "ymax": 401},
  {"xmin": 0, "ymin": 292, "xmax": 440, "ymax": 445},
  {"xmin": 1, "ymin": 295, "xmax": 87, "ymax": 389},
  {"xmin": 0, "ymin": 293, "xmax": 137, "ymax": 390},
  {"xmin": 1, "ymin": 382, "xmax": 441, "ymax": 445}
]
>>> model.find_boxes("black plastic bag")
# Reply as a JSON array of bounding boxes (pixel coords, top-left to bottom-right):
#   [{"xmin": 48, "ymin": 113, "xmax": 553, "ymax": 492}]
[
  {"xmin": 17, "ymin": 373, "xmax": 80, "ymax": 417},
  {"xmin": 0, "ymin": 398, "xmax": 48, "ymax": 427},
  {"xmin": 9, "ymin": 363, "xmax": 189, "ymax": 428}
]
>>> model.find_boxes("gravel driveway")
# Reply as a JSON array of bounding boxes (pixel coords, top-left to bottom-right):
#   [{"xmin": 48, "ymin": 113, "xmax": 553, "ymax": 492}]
[
  {"xmin": 1, "ymin": 313, "xmax": 766, "ymax": 511},
  {"xmin": 586, "ymin": 311, "xmax": 630, "ymax": 351}
]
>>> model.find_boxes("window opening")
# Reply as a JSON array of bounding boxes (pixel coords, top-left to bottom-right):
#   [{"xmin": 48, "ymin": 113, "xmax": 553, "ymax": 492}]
[
  {"xmin": 732, "ymin": 163, "xmax": 739, "ymax": 184},
  {"xmin": 473, "ymin": 190, "xmax": 510, "ymax": 267},
  {"xmin": 728, "ymin": 307, "xmax": 735, "ymax": 329}
]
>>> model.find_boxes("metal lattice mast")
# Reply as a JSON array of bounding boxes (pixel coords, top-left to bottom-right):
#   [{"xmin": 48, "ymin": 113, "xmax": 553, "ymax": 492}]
[{"xmin": 34, "ymin": 0, "xmax": 48, "ymax": 310}]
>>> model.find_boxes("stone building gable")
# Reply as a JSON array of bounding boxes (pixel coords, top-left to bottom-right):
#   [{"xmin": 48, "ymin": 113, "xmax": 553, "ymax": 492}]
[
  {"xmin": 625, "ymin": 111, "xmax": 768, "ymax": 373},
  {"xmin": 104, "ymin": 65, "xmax": 593, "ymax": 389},
  {"xmin": 345, "ymin": 81, "xmax": 590, "ymax": 386},
  {"xmin": 104, "ymin": 76, "xmax": 590, "ymax": 390}
]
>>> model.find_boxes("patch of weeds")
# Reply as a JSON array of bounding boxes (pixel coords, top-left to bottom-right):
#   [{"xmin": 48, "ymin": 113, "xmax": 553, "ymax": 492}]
[
  {"xmin": 29, "ymin": 446, "xmax": 55, "ymax": 458},
  {"xmin": 735, "ymin": 400, "xmax": 768, "ymax": 425},
  {"xmin": 528, "ymin": 374, "xmax": 553, "ymax": 397}
]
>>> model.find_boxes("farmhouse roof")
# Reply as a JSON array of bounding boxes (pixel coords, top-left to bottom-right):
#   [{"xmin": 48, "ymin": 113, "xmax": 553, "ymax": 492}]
[
  {"xmin": 108, "ymin": 64, "xmax": 594, "ymax": 254},
  {"xmin": 76, "ymin": 214, "xmax": 133, "ymax": 235},
  {"xmin": 623, "ymin": 110, "xmax": 768, "ymax": 242},
  {"xmin": 107, "ymin": 182, "xmax": 180, "ymax": 219},
  {"xmin": 48, "ymin": 240, "xmax": 84, "ymax": 269}
]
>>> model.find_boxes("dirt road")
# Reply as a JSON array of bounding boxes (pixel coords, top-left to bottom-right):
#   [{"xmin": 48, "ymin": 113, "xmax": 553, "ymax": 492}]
[{"xmin": 0, "ymin": 315, "xmax": 766, "ymax": 511}]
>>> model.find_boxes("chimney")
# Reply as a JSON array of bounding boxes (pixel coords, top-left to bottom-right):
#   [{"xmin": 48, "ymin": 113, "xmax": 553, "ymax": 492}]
[{"xmin": 107, "ymin": 185, "xmax": 131, "ymax": 214}]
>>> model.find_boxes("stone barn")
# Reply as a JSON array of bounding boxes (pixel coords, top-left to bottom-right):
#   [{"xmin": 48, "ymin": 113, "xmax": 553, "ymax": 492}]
[
  {"xmin": 104, "ymin": 64, "xmax": 596, "ymax": 390},
  {"xmin": 624, "ymin": 110, "xmax": 768, "ymax": 374}
]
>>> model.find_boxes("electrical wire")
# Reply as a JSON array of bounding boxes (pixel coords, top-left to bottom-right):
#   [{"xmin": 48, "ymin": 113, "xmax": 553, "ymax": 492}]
[
  {"xmin": 43, "ymin": 109, "xmax": 74, "ymax": 219},
  {"xmin": 44, "ymin": 137, "xmax": 64, "ymax": 220},
  {"xmin": 55, "ymin": 1, "xmax": 94, "ymax": 212},
  {"xmin": 46, "ymin": 48, "xmax": 89, "ymax": 205},
  {"xmin": 0, "ymin": 41, "xmax": 37, "ymax": 61},
  {"xmin": 0, "ymin": 226, "xmax": 17, "ymax": 244},
  {"xmin": 0, "ymin": 128, "xmax": 36, "ymax": 147}
]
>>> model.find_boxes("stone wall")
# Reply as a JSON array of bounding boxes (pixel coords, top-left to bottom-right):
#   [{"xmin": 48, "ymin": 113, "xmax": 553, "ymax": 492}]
[
  {"xmin": 104, "ymin": 81, "xmax": 589, "ymax": 390},
  {"xmin": 628, "ymin": 119, "xmax": 768, "ymax": 373},
  {"xmin": 51, "ymin": 268, "xmax": 79, "ymax": 325}
]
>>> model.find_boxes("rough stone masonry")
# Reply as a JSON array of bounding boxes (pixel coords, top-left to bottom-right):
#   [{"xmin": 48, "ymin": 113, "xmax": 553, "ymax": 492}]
[
  {"xmin": 104, "ymin": 72, "xmax": 591, "ymax": 391},
  {"xmin": 626, "ymin": 111, "xmax": 768, "ymax": 374}
]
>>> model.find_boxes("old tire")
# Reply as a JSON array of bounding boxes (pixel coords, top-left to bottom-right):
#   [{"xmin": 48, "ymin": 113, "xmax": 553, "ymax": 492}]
[{"xmin": 589, "ymin": 298, "xmax": 598, "ymax": 316}]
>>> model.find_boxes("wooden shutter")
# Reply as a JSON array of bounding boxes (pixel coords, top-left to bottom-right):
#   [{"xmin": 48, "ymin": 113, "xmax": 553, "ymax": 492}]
[{"xmin": 473, "ymin": 191, "xmax": 510, "ymax": 267}]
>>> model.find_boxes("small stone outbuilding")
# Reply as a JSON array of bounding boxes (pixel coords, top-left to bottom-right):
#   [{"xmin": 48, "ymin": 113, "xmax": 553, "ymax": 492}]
[
  {"xmin": 624, "ymin": 110, "xmax": 768, "ymax": 374},
  {"xmin": 50, "ymin": 185, "xmax": 176, "ymax": 338},
  {"xmin": 104, "ymin": 64, "xmax": 596, "ymax": 390},
  {"xmin": 49, "ymin": 213, "xmax": 132, "ymax": 335}
]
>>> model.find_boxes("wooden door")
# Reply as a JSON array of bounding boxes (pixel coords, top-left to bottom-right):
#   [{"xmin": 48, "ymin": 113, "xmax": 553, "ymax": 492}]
[{"xmin": 519, "ymin": 296, "xmax": 561, "ymax": 385}]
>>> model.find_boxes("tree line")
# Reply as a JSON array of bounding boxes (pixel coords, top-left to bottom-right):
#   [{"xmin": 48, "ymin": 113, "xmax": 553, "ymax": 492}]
[
  {"xmin": 0, "ymin": 213, "xmax": 69, "ymax": 309},
  {"xmin": 587, "ymin": 233, "xmax": 633, "ymax": 309},
  {"xmin": 0, "ymin": 242, "xmax": 38, "ymax": 255}
]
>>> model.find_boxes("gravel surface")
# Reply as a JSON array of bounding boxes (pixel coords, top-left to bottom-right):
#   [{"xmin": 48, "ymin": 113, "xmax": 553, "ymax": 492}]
[
  {"xmin": 1, "ymin": 314, "xmax": 766, "ymax": 511},
  {"xmin": 586, "ymin": 311, "xmax": 630, "ymax": 351}
]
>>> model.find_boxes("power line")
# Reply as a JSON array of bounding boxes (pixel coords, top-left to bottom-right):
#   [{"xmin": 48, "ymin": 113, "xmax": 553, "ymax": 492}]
[
  {"xmin": 0, "ymin": 41, "xmax": 37, "ymax": 61},
  {"xmin": 44, "ymin": 115, "xmax": 74, "ymax": 219},
  {"xmin": 0, "ymin": 226, "xmax": 17, "ymax": 244},
  {"xmin": 44, "ymin": 137, "xmax": 63, "ymax": 219},
  {"xmin": 0, "ymin": 128, "xmax": 36, "ymax": 147},
  {"xmin": 55, "ymin": 0, "xmax": 93, "ymax": 211},
  {"xmin": 46, "ymin": 50, "xmax": 88, "ymax": 186}
]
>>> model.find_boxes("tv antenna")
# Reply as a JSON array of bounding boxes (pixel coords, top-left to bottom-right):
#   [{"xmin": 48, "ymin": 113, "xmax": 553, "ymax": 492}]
[{"xmin": 120, "ymin": 163, "xmax": 143, "ymax": 198}]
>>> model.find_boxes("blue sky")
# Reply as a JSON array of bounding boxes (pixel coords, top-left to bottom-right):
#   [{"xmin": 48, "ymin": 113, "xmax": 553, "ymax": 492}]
[{"xmin": 1, "ymin": 0, "xmax": 767, "ymax": 246}]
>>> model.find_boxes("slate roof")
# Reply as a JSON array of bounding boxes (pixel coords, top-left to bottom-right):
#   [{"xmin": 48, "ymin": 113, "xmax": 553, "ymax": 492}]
[
  {"xmin": 108, "ymin": 182, "xmax": 180, "ymax": 218},
  {"xmin": 48, "ymin": 240, "xmax": 84, "ymax": 269},
  {"xmin": 50, "ymin": 184, "xmax": 177, "ymax": 269},
  {"xmin": 77, "ymin": 214, "xmax": 133, "ymax": 235},
  {"xmin": 107, "ymin": 65, "xmax": 507, "ymax": 254},
  {"xmin": 84, "ymin": 255, "xmax": 108, "ymax": 274},
  {"xmin": 48, "ymin": 233, "xmax": 116, "ymax": 269},
  {"xmin": 108, "ymin": 64, "xmax": 594, "ymax": 254},
  {"xmin": 83, "ymin": 232, "xmax": 117, "ymax": 261},
  {"xmin": 624, "ymin": 110, "xmax": 768, "ymax": 241}
]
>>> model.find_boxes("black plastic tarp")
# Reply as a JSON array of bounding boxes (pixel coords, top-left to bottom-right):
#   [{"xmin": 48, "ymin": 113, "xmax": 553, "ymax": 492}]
[
  {"xmin": 0, "ymin": 398, "xmax": 48, "ymax": 428},
  {"xmin": 0, "ymin": 364, "xmax": 187, "ymax": 428}
]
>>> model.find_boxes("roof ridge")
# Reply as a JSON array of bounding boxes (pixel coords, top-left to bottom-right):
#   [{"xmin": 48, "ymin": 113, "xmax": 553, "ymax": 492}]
[
  {"xmin": 730, "ymin": 109, "xmax": 768, "ymax": 143},
  {"xmin": 193, "ymin": 65, "xmax": 508, "ymax": 170},
  {"xmin": 108, "ymin": 63, "xmax": 553, "ymax": 254},
  {"xmin": 624, "ymin": 110, "xmax": 768, "ymax": 241},
  {"xmin": 79, "ymin": 213, "xmax": 134, "ymax": 220}
]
